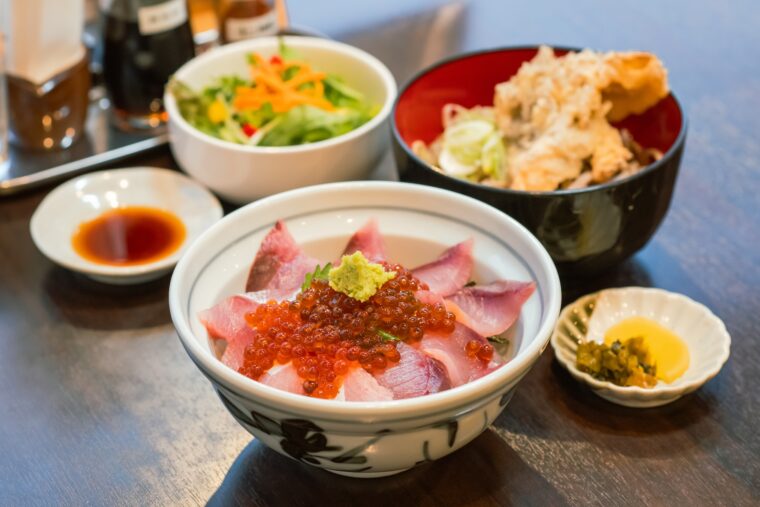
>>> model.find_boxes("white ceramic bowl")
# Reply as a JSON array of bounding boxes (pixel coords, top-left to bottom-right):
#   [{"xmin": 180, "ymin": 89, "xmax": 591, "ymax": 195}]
[
  {"xmin": 31, "ymin": 167, "xmax": 223, "ymax": 284},
  {"xmin": 551, "ymin": 287, "xmax": 731, "ymax": 407},
  {"xmin": 169, "ymin": 181, "xmax": 561, "ymax": 477},
  {"xmin": 164, "ymin": 36, "xmax": 397, "ymax": 204}
]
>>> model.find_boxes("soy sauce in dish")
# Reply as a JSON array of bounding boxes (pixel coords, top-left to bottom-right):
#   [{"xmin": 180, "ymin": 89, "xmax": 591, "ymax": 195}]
[{"xmin": 72, "ymin": 206, "xmax": 186, "ymax": 266}]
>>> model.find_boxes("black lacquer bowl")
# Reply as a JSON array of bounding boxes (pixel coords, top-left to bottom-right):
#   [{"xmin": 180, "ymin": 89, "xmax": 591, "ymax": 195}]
[{"xmin": 392, "ymin": 46, "xmax": 687, "ymax": 276}]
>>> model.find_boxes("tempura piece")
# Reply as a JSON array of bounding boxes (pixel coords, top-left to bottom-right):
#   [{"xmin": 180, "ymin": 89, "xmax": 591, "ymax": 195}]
[
  {"xmin": 492, "ymin": 46, "xmax": 668, "ymax": 190},
  {"xmin": 602, "ymin": 51, "xmax": 670, "ymax": 122}
]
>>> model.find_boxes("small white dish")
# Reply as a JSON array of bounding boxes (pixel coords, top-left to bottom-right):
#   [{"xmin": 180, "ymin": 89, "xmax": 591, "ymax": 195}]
[
  {"xmin": 551, "ymin": 287, "xmax": 730, "ymax": 407},
  {"xmin": 31, "ymin": 167, "xmax": 223, "ymax": 284}
]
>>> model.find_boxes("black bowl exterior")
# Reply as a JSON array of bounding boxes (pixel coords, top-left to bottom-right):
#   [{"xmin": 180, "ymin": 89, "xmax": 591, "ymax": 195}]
[{"xmin": 394, "ymin": 134, "xmax": 686, "ymax": 276}]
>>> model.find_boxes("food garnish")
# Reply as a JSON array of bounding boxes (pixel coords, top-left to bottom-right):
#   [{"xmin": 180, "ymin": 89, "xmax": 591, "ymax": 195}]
[
  {"xmin": 576, "ymin": 316, "xmax": 690, "ymax": 388},
  {"xmin": 377, "ymin": 330, "xmax": 401, "ymax": 342},
  {"xmin": 576, "ymin": 337, "xmax": 658, "ymax": 388},
  {"xmin": 413, "ymin": 45, "xmax": 669, "ymax": 191},
  {"xmin": 170, "ymin": 41, "xmax": 378, "ymax": 147},
  {"xmin": 605, "ymin": 316, "xmax": 689, "ymax": 383},
  {"xmin": 301, "ymin": 263, "xmax": 332, "ymax": 291},
  {"xmin": 328, "ymin": 251, "xmax": 396, "ymax": 302}
]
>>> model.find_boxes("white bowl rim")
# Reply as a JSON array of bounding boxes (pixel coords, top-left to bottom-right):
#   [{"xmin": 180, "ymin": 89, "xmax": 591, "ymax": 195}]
[
  {"xmin": 169, "ymin": 181, "xmax": 562, "ymax": 421},
  {"xmin": 164, "ymin": 35, "xmax": 397, "ymax": 155},
  {"xmin": 551, "ymin": 286, "xmax": 731, "ymax": 397},
  {"xmin": 30, "ymin": 167, "xmax": 223, "ymax": 277}
]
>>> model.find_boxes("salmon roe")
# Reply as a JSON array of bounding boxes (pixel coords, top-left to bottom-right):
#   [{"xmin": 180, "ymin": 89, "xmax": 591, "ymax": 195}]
[{"xmin": 238, "ymin": 264, "xmax": 488, "ymax": 398}]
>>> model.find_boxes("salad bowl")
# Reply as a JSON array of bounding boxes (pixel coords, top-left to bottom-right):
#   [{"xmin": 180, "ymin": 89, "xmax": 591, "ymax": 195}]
[
  {"xmin": 165, "ymin": 36, "xmax": 397, "ymax": 204},
  {"xmin": 169, "ymin": 181, "xmax": 561, "ymax": 477}
]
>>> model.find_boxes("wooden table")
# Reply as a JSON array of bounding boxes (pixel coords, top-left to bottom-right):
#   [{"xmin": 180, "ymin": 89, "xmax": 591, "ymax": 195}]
[{"xmin": 2, "ymin": 1, "xmax": 758, "ymax": 504}]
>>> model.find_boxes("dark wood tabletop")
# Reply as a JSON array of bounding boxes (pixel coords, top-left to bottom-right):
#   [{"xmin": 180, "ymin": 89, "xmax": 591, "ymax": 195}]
[{"xmin": 2, "ymin": 1, "xmax": 759, "ymax": 505}]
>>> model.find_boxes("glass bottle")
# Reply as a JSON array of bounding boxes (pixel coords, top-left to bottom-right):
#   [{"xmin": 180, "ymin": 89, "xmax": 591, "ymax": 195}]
[
  {"xmin": 101, "ymin": 0, "xmax": 196, "ymax": 131},
  {"xmin": 2, "ymin": 0, "xmax": 91, "ymax": 151},
  {"xmin": 217, "ymin": 0, "xmax": 277, "ymax": 43}
]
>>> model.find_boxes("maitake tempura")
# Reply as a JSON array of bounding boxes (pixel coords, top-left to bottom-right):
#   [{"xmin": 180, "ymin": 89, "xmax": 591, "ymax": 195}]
[{"xmin": 413, "ymin": 46, "xmax": 670, "ymax": 191}]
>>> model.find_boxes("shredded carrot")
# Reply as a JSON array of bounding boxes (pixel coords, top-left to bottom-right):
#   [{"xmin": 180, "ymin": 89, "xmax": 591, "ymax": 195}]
[
  {"xmin": 235, "ymin": 51, "xmax": 334, "ymax": 113},
  {"xmin": 285, "ymin": 71, "xmax": 327, "ymax": 89}
]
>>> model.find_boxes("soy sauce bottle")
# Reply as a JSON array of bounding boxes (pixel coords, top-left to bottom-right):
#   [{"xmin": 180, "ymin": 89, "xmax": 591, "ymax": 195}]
[
  {"xmin": 218, "ymin": 0, "xmax": 277, "ymax": 43},
  {"xmin": 101, "ymin": 0, "xmax": 196, "ymax": 131}
]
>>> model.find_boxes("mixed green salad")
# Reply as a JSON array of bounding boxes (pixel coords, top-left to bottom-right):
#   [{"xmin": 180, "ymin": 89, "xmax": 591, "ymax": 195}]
[{"xmin": 169, "ymin": 41, "xmax": 379, "ymax": 147}]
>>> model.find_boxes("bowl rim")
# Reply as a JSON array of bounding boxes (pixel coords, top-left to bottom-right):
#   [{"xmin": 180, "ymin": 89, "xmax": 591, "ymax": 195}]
[
  {"xmin": 29, "ymin": 166, "xmax": 223, "ymax": 278},
  {"xmin": 169, "ymin": 181, "xmax": 562, "ymax": 421},
  {"xmin": 164, "ymin": 35, "xmax": 397, "ymax": 155},
  {"xmin": 391, "ymin": 44, "xmax": 688, "ymax": 196},
  {"xmin": 550, "ymin": 286, "xmax": 731, "ymax": 398}
]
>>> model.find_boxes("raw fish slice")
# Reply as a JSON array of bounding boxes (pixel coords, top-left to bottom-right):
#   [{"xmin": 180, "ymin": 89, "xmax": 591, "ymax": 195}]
[
  {"xmin": 246, "ymin": 221, "xmax": 319, "ymax": 292},
  {"xmin": 199, "ymin": 289, "xmax": 293, "ymax": 371},
  {"xmin": 421, "ymin": 323, "xmax": 494, "ymax": 387},
  {"xmin": 373, "ymin": 342, "xmax": 451, "ymax": 399},
  {"xmin": 341, "ymin": 218, "xmax": 387, "ymax": 262},
  {"xmin": 411, "ymin": 239, "xmax": 474, "ymax": 296},
  {"xmin": 259, "ymin": 364, "xmax": 304, "ymax": 394},
  {"xmin": 413, "ymin": 289, "xmax": 444, "ymax": 306},
  {"xmin": 446, "ymin": 280, "xmax": 536, "ymax": 337},
  {"xmin": 343, "ymin": 367, "xmax": 394, "ymax": 401},
  {"xmin": 199, "ymin": 294, "xmax": 260, "ymax": 371}
]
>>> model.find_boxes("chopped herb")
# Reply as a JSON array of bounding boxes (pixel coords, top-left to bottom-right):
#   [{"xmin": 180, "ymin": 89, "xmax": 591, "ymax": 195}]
[
  {"xmin": 377, "ymin": 330, "xmax": 401, "ymax": 342},
  {"xmin": 487, "ymin": 335, "xmax": 510, "ymax": 345},
  {"xmin": 464, "ymin": 280, "xmax": 477, "ymax": 287},
  {"xmin": 301, "ymin": 263, "xmax": 332, "ymax": 291},
  {"xmin": 575, "ymin": 337, "xmax": 658, "ymax": 388}
]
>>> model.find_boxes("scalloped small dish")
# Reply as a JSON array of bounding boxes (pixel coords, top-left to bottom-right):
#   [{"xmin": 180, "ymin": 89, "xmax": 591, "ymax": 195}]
[
  {"xmin": 31, "ymin": 167, "xmax": 223, "ymax": 285},
  {"xmin": 551, "ymin": 287, "xmax": 730, "ymax": 407}
]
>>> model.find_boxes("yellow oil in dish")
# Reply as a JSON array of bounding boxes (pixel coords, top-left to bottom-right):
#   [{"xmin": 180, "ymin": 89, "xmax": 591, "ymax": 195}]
[{"xmin": 604, "ymin": 316, "xmax": 689, "ymax": 383}]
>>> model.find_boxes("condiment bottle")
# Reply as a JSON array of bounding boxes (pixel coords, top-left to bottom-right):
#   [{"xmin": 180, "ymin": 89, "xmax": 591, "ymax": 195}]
[
  {"xmin": 217, "ymin": 0, "xmax": 277, "ymax": 43},
  {"xmin": 1, "ymin": 0, "xmax": 91, "ymax": 151},
  {"xmin": 101, "ymin": 0, "xmax": 196, "ymax": 131}
]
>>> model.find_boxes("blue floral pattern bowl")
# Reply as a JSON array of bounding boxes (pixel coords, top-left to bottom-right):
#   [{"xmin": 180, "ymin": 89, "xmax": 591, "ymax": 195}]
[{"xmin": 169, "ymin": 181, "xmax": 561, "ymax": 477}]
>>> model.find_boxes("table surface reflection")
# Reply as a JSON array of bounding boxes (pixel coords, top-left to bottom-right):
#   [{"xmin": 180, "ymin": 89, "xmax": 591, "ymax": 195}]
[{"xmin": 1, "ymin": 1, "xmax": 759, "ymax": 505}]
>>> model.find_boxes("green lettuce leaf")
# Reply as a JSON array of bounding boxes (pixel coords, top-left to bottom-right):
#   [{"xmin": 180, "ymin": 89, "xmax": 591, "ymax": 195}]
[{"xmin": 258, "ymin": 105, "xmax": 373, "ymax": 146}]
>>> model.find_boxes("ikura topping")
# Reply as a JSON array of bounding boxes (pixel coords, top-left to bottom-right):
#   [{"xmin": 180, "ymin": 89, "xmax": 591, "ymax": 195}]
[{"xmin": 239, "ymin": 260, "xmax": 461, "ymax": 399}]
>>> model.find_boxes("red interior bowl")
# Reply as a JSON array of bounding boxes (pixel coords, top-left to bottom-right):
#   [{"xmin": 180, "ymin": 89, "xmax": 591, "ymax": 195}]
[
  {"xmin": 394, "ymin": 46, "xmax": 682, "ymax": 159},
  {"xmin": 392, "ymin": 46, "xmax": 687, "ymax": 276}
]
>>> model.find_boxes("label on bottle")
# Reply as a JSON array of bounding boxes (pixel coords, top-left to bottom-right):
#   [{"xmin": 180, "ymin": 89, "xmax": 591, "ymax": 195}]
[
  {"xmin": 225, "ymin": 10, "xmax": 278, "ymax": 41},
  {"xmin": 137, "ymin": 0, "xmax": 189, "ymax": 36}
]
